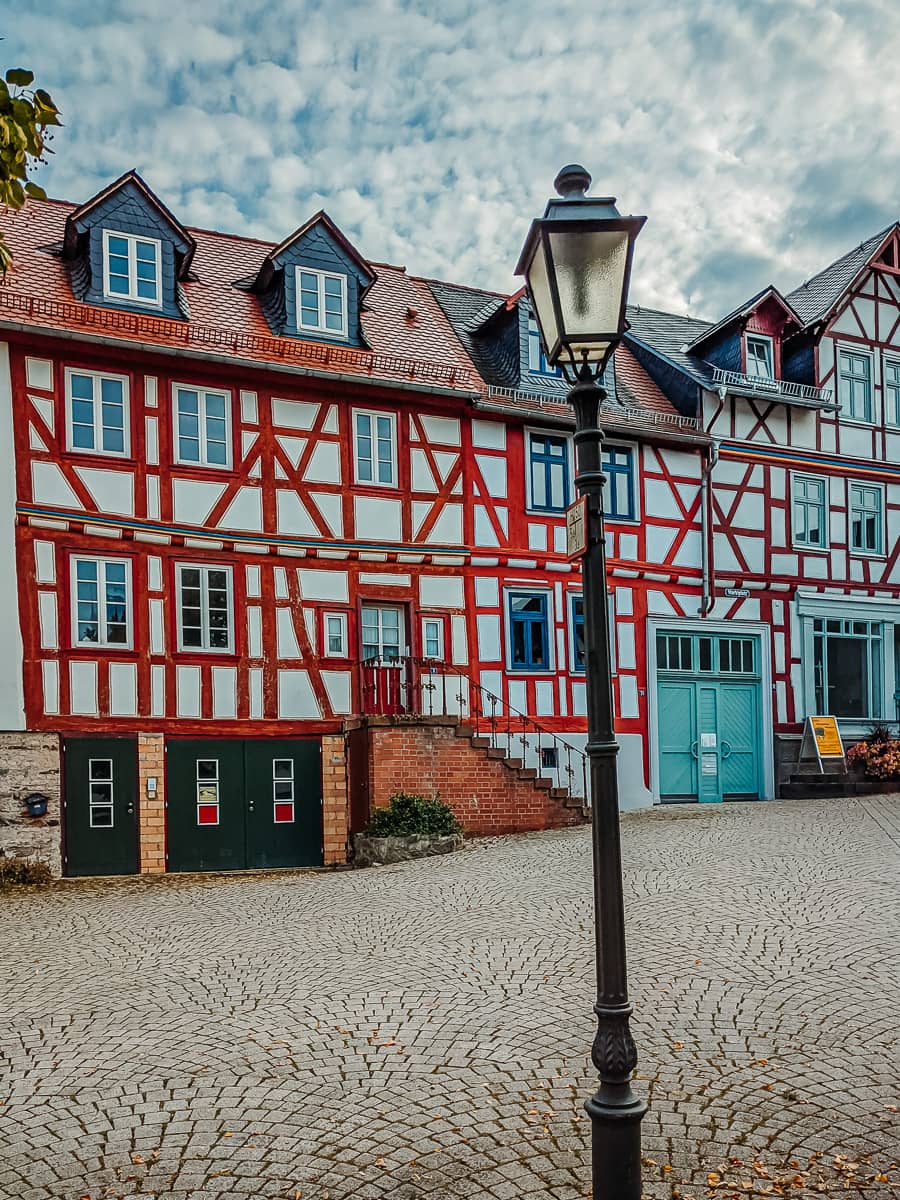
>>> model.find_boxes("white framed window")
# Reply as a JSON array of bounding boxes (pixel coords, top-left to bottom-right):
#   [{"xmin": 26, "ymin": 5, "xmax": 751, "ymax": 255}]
[
  {"xmin": 273, "ymin": 759, "xmax": 295, "ymax": 824},
  {"xmin": 174, "ymin": 385, "xmax": 231, "ymax": 468},
  {"xmin": 838, "ymin": 348, "xmax": 873, "ymax": 422},
  {"xmin": 65, "ymin": 369, "xmax": 130, "ymax": 456},
  {"xmin": 296, "ymin": 267, "xmax": 348, "ymax": 337},
  {"xmin": 324, "ymin": 611, "xmax": 349, "ymax": 658},
  {"xmin": 88, "ymin": 759, "xmax": 115, "ymax": 828},
  {"xmin": 353, "ymin": 409, "xmax": 397, "ymax": 486},
  {"xmin": 176, "ymin": 564, "xmax": 234, "ymax": 652},
  {"xmin": 849, "ymin": 482, "xmax": 885, "ymax": 555},
  {"xmin": 71, "ymin": 556, "xmax": 132, "ymax": 648},
  {"xmin": 884, "ymin": 356, "xmax": 900, "ymax": 426},
  {"xmin": 102, "ymin": 229, "xmax": 162, "ymax": 306},
  {"xmin": 745, "ymin": 334, "xmax": 774, "ymax": 378},
  {"xmin": 791, "ymin": 473, "xmax": 828, "ymax": 550},
  {"xmin": 196, "ymin": 759, "xmax": 220, "ymax": 826},
  {"xmin": 421, "ymin": 616, "xmax": 445, "ymax": 660}
]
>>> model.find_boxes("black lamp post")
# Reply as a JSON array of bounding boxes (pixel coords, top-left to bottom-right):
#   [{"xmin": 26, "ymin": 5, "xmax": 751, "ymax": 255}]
[{"xmin": 516, "ymin": 165, "xmax": 647, "ymax": 1200}]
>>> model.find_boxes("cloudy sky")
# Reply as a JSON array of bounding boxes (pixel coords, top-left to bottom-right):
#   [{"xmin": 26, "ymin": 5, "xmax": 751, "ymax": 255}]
[{"xmin": 7, "ymin": 0, "xmax": 900, "ymax": 318}]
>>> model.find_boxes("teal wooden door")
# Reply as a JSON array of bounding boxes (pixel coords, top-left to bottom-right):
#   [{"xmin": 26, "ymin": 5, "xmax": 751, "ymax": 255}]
[
  {"xmin": 719, "ymin": 682, "xmax": 761, "ymax": 799},
  {"xmin": 656, "ymin": 631, "xmax": 763, "ymax": 804},
  {"xmin": 658, "ymin": 682, "xmax": 698, "ymax": 800},
  {"xmin": 64, "ymin": 737, "xmax": 138, "ymax": 876}
]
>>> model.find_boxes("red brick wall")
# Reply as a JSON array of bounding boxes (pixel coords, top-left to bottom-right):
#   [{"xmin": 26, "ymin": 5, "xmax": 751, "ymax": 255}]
[{"xmin": 364, "ymin": 719, "xmax": 579, "ymax": 836}]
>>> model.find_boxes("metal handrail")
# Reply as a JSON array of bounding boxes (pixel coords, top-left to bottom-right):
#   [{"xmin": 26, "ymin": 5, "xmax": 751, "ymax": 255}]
[
  {"xmin": 711, "ymin": 367, "xmax": 833, "ymax": 404},
  {"xmin": 358, "ymin": 654, "xmax": 589, "ymax": 802},
  {"xmin": 486, "ymin": 384, "xmax": 703, "ymax": 431}
]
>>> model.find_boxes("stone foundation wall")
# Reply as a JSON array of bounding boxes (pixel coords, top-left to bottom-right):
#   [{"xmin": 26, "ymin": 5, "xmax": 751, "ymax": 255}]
[{"xmin": 0, "ymin": 731, "xmax": 62, "ymax": 876}]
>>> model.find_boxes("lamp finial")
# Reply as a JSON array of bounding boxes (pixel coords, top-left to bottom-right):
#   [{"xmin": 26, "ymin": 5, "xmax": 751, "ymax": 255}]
[{"xmin": 554, "ymin": 164, "xmax": 592, "ymax": 199}]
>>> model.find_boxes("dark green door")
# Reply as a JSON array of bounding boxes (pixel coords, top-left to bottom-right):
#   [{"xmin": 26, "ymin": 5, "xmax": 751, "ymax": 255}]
[
  {"xmin": 167, "ymin": 739, "xmax": 323, "ymax": 872},
  {"xmin": 166, "ymin": 740, "xmax": 244, "ymax": 872},
  {"xmin": 64, "ymin": 737, "xmax": 138, "ymax": 876},
  {"xmin": 245, "ymin": 740, "xmax": 323, "ymax": 869}
]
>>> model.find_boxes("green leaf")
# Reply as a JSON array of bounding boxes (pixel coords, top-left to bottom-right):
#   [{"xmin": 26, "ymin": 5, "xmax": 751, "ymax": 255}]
[
  {"xmin": 5, "ymin": 68, "xmax": 35, "ymax": 87},
  {"xmin": 33, "ymin": 89, "xmax": 59, "ymax": 114},
  {"xmin": 24, "ymin": 182, "xmax": 46, "ymax": 200}
]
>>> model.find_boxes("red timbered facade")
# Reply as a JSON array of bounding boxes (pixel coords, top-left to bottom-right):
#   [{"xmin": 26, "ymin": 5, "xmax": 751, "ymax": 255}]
[{"xmin": 2, "ymin": 172, "xmax": 898, "ymax": 875}]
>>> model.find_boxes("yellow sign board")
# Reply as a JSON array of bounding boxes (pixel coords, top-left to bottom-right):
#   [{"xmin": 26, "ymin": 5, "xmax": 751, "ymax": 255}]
[{"xmin": 809, "ymin": 716, "xmax": 844, "ymax": 758}]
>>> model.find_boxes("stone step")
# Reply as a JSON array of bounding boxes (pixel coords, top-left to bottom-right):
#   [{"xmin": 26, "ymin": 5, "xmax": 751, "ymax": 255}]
[
  {"xmin": 549, "ymin": 787, "xmax": 570, "ymax": 800},
  {"xmin": 781, "ymin": 781, "xmax": 848, "ymax": 800},
  {"xmin": 517, "ymin": 767, "xmax": 538, "ymax": 781},
  {"xmin": 469, "ymin": 736, "xmax": 492, "ymax": 750},
  {"xmin": 503, "ymin": 757, "xmax": 523, "ymax": 771},
  {"xmin": 533, "ymin": 777, "xmax": 553, "ymax": 791},
  {"xmin": 485, "ymin": 748, "xmax": 507, "ymax": 760},
  {"xmin": 455, "ymin": 724, "xmax": 475, "ymax": 739}
]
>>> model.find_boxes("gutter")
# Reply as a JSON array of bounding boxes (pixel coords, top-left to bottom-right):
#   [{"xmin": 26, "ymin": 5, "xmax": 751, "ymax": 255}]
[
  {"xmin": 700, "ymin": 440, "xmax": 720, "ymax": 616},
  {"xmin": 0, "ymin": 317, "xmax": 483, "ymax": 404}
]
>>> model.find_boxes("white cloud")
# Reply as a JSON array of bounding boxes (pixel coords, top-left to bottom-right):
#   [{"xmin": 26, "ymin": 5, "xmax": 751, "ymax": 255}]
[{"xmin": 9, "ymin": 0, "xmax": 900, "ymax": 318}]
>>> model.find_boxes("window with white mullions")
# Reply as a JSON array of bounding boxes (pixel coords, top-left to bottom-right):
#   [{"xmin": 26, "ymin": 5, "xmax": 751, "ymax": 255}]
[
  {"xmin": 361, "ymin": 605, "xmax": 403, "ymax": 661},
  {"xmin": 273, "ymin": 759, "xmax": 295, "ymax": 824},
  {"xmin": 72, "ymin": 557, "xmax": 131, "ymax": 647},
  {"xmin": 177, "ymin": 565, "xmax": 233, "ymax": 652},
  {"xmin": 792, "ymin": 474, "xmax": 828, "ymax": 549},
  {"xmin": 324, "ymin": 612, "xmax": 349, "ymax": 657},
  {"xmin": 849, "ymin": 483, "xmax": 884, "ymax": 555},
  {"xmin": 813, "ymin": 617, "xmax": 883, "ymax": 719},
  {"xmin": 65, "ymin": 370, "xmax": 129, "ymax": 455},
  {"xmin": 296, "ymin": 267, "xmax": 348, "ymax": 337},
  {"xmin": 745, "ymin": 335, "xmax": 774, "ymax": 378},
  {"xmin": 884, "ymin": 358, "xmax": 900, "ymax": 426},
  {"xmin": 88, "ymin": 759, "xmax": 114, "ymax": 828},
  {"xmin": 174, "ymin": 386, "xmax": 231, "ymax": 468},
  {"xmin": 196, "ymin": 759, "xmax": 220, "ymax": 825},
  {"xmin": 102, "ymin": 230, "xmax": 161, "ymax": 306},
  {"xmin": 422, "ymin": 617, "xmax": 444, "ymax": 660},
  {"xmin": 354, "ymin": 410, "xmax": 397, "ymax": 486},
  {"xmin": 838, "ymin": 350, "xmax": 873, "ymax": 421}
]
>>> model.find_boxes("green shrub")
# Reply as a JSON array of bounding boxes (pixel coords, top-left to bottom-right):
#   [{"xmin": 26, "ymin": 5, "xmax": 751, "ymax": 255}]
[
  {"xmin": 365, "ymin": 792, "xmax": 462, "ymax": 838},
  {"xmin": 0, "ymin": 855, "xmax": 53, "ymax": 889}
]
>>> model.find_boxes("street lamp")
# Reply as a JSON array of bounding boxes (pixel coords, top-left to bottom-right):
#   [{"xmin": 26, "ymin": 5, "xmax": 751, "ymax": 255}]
[{"xmin": 516, "ymin": 166, "xmax": 647, "ymax": 1200}]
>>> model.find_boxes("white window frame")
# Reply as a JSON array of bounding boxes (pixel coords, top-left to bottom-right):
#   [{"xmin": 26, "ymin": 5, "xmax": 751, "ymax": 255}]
[
  {"xmin": 70, "ymin": 555, "xmax": 133, "ymax": 649},
  {"xmin": 883, "ymin": 354, "xmax": 900, "ymax": 427},
  {"xmin": 837, "ymin": 344, "xmax": 875, "ymax": 424},
  {"xmin": 848, "ymin": 480, "xmax": 886, "ymax": 557},
  {"xmin": 295, "ymin": 266, "xmax": 348, "ymax": 337},
  {"xmin": 352, "ymin": 408, "xmax": 398, "ymax": 487},
  {"xmin": 64, "ymin": 368, "xmax": 131, "ymax": 457},
  {"xmin": 790, "ymin": 472, "xmax": 829, "ymax": 551},
  {"xmin": 175, "ymin": 563, "xmax": 234, "ymax": 653},
  {"xmin": 745, "ymin": 333, "xmax": 774, "ymax": 378},
  {"xmin": 173, "ymin": 384, "xmax": 232, "ymax": 470},
  {"xmin": 323, "ymin": 611, "xmax": 349, "ymax": 658},
  {"xmin": 273, "ymin": 758, "xmax": 295, "ymax": 824},
  {"xmin": 421, "ymin": 616, "xmax": 445, "ymax": 661},
  {"xmin": 196, "ymin": 758, "xmax": 220, "ymax": 827},
  {"xmin": 88, "ymin": 758, "xmax": 115, "ymax": 828},
  {"xmin": 102, "ymin": 229, "xmax": 162, "ymax": 307}
]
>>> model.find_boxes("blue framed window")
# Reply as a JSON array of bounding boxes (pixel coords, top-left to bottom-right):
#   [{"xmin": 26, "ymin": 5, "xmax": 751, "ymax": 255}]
[
  {"xmin": 849, "ymin": 482, "xmax": 884, "ymax": 554},
  {"xmin": 508, "ymin": 592, "xmax": 550, "ymax": 670},
  {"xmin": 603, "ymin": 445, "xmax": 635, "ymax": 520},
  {"xmin": 838, "ymin": 350, "xmax": 873, "ymax": 422},
  {"xmin": 528, "ymin": 433, "xmax": 570, "ymax": 512},
  {"xmin": 571, "ymin": 595, "xmax": 585, "ymax": 671},
  {"xmin": 527, "ymin": 317, "xmax": 561, "ymax": 377},
  {"xmin": 792, "ymin": 474, "xmax": 827, "ymax": 548}
]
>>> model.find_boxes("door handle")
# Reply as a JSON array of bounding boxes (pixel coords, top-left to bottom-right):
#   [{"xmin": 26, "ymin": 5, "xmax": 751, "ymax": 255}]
[
  {"xmin": 721, "ymin": 741, "xmax": 732, "ymax": 760},
  {"xmin": 690, "ymin": 740, "xmax": 699, "ymax": 759},
  {"xmin": 126, "ymin": 804, "xmax": 134, "ymax": 815}
]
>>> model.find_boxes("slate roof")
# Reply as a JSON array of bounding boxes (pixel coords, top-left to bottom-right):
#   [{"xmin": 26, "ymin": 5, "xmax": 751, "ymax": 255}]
[
  {"xmin": 785, "ymin": 225, "xmax": 895, "ymax": 326},
  {"xmin": 426, "ymin": 278, "xmax": 515, "ymax": 386},
  {"xmin": 623, "ymin": 304, "xmax": 716, "ymax": 386}
]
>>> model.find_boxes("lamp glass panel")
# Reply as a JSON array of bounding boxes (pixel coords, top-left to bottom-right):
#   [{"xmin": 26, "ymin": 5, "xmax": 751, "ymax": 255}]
[
  {"xmin": 546, "ymin": 227, "xmax": 629, "ymax": 355},
  {"xmin": 525, "ymin": 238, "xmax": 560, "ymax": 362}
]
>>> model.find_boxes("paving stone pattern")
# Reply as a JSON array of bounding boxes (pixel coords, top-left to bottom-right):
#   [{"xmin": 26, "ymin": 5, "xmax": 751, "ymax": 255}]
[{"xmin": 1, "ymin": 796, "xmax": 898, "ymax": 1200}]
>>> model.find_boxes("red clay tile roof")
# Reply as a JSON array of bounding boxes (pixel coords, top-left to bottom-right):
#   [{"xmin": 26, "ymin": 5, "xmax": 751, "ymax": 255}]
[{"xmin": 0, "ymin": 196, "xmax": 685, "ymax": 432}]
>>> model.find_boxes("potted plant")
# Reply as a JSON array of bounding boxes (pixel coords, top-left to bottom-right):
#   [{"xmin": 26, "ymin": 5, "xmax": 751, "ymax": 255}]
[{"xmin": 353, "ymin": 792, "xmax": 463, "ymax": 867}]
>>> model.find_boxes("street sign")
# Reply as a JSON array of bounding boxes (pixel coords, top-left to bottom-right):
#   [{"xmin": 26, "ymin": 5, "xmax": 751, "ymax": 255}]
[
  {"xmin": 566, "ymin": 496, "xmax": 588, "ymax": 560},
  {"xmin": 724, "ymin": 586, "xmax": 750, "ymax": 599},
  {"xmin": 799, "ymin": 715, "xmax": 845, "ymax": 772}
]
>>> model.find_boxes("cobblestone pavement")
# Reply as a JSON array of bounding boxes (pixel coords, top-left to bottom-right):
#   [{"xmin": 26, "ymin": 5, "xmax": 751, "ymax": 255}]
[{"xmin": 1, "ymin": 796, "xmax": 899, "ymax": 1200}]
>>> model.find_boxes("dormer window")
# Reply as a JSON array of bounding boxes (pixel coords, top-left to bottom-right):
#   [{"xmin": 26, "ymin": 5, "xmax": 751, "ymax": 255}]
[
  {"xmin": 296, "ymin": 267, "xmax": 347, "ymax": 337},
  {"xmin": 528, "ymin": 317, "xmax": 561, "ymax": 377},
  {"xmin": 745, "ymin": 334, "xmax": 774, "ymax": 379},
  {"xmin": 102, "ymin": 230, "xmax": 162, "ymax": 306}
]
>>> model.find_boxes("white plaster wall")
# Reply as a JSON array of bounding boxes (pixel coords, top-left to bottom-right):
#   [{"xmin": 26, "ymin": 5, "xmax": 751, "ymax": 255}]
[{"xmin": 0, "ymin": 345, "xmax": 25, "ymax": 728}]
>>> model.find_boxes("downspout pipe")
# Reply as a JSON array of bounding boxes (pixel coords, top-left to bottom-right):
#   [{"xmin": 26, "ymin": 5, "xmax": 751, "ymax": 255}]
[{"xmin": 700, "ymin": 434, "xmax": 720, "ymax": 617}]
